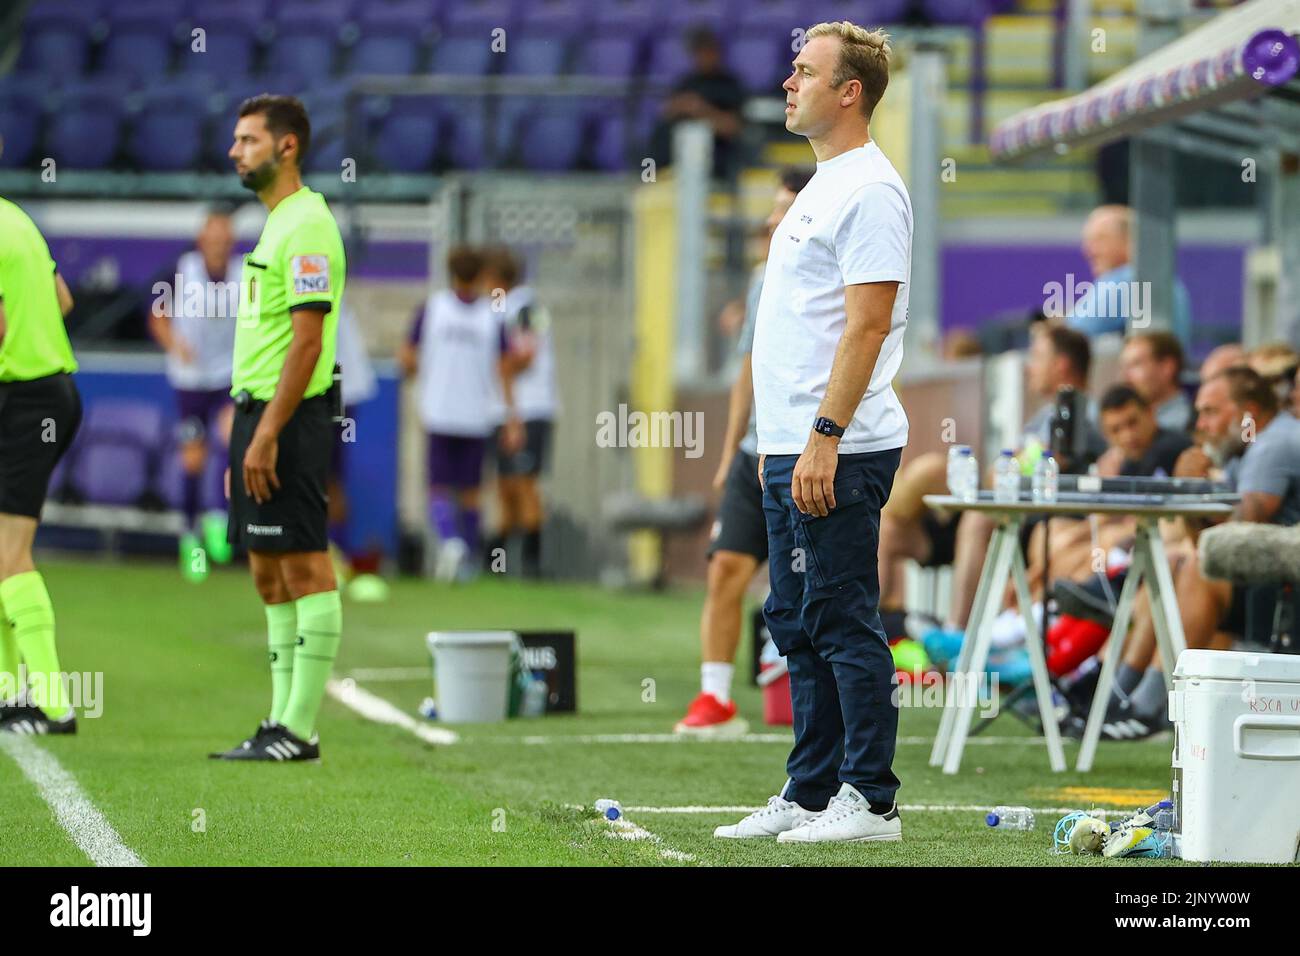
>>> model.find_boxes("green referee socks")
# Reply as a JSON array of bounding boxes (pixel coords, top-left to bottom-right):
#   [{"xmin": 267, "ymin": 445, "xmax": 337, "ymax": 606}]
[
  {"xmin": 280, "ymin": 590, "xmax": 342, "ymax": 741},
  {"xmin": 265, "ymin": 602, "xmax": 298, "ymax": 724},
  {"xmin": 0, "ymin": 603, "xmax": 20, "ymax": 702},
  {"xmin": 0, "ymin": 572, "xmax": 69, "ymax": 717}
]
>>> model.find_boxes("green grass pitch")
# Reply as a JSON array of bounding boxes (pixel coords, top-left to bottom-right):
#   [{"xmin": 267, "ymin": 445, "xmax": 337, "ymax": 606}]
[{"xmin": 0, "ymin": 558, "xmax": 1190, "ymax": 866}]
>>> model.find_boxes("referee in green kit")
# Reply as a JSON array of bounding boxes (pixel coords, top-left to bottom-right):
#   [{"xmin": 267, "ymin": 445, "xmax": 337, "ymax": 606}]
[
  {"xmin": 211, "ymin": 96, "xmax": 347, "ymax": 762},
  {"xmin": 0, "ymin": 188, "xmax": 81, "ymax": 735}
]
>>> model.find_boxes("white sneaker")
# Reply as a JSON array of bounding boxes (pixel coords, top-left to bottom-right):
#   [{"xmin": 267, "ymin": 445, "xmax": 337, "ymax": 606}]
[
  {"xmin": 714, "ymin": 794, "xmax": 820, "ymax": 839},
  {"xmin": 776, "ymin": 783, "xmax": 902, "ymax": 844}
]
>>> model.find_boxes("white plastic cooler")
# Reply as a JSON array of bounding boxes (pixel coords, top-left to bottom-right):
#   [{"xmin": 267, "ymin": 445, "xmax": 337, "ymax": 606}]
[{"xmin": 1171, "ymin": 649, "xmax": 1300, "ymax": 863}]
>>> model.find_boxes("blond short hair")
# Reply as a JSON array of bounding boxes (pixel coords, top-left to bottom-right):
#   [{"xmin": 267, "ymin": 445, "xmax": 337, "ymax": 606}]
[{"xmin": 803, "ymin": 21, "xmax": 892, "ymax": 118}]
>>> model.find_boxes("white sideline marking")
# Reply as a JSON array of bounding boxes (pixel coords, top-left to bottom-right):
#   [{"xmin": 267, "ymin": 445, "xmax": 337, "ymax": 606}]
[
  {"xmin": 326, "ymin": 680, "xmax": 458, "ymax": 745},
  {"xmin": 601, "ymin": 815, "xmax": 695, "ymax": 862},
  {"xmin": 509, "ymin": 733, "xmax": 1057, "ymax": 746},
  {"xmin": 346, "ymin": 666, "xmax": 431, "ymax": 683},
  {"xmin": 623, "ymin": 803, "xmax": 1130, "ymax": 818},
  {"xmin": 0, "ymin": 735, "xmax": 145, "ymax": 867}
]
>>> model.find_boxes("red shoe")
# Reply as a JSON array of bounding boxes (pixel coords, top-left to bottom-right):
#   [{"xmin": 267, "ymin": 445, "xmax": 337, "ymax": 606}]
[{"xmin": 673, "ymin": 692, "xmax": 749, "ymax": 737}]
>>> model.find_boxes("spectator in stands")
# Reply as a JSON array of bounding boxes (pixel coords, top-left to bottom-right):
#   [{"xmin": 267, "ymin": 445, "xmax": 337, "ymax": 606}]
[
  {"xmin": 649, "ymin": 27, "xmax": 745, "ymax": 180},
  {"xmin": 878, "ymin": 323, "xmax": 1104, "ymax": 647},
  {"xmin": 1067, "ymin": 205, "xmax": 1192, "ymax": 348},
  {"xmin": 1086, "ymin": 367, "xmax": 1300, "ymax": 739},
  {"xmin": 1199, "ymin": 342, "xmax": 1247, "ymax": 381},
  {"xmin": 1247, "ymin": 341, "xmax": 1299, "ymax": 411},
  {"xmin": 148, "ymin": 207, "xmax": 241, "ymax": 583},
  {"xmin": 1034, "ymin": 385, "xmax": 1192, "ymax": 605},
  {"xmin": 1119, "ymin": 331, "xmax": 1191, "ymax": 433}
]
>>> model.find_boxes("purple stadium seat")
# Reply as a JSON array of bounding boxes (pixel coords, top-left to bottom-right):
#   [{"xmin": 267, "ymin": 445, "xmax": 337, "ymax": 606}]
[
  {"xmin": 645, "ymin": 33, "xmax": 698, "ymax": 85},
  {"xmin": 271, "ymin": 1, "xmax": 355, "ymax": 80},
  {"xmin": 350, "ymin": 34, "xmax": 425, "ymax": 75},
  {"xmin": 180, "ymin": 7, "xmax": 263, "ymax": 77},
  {"xmin": 859, "ymin": 0, "xmax": 914, "ymax": 22},
  {"xmin": 517, "ymin": 110, "xmax": 585, "ymax": 171},
  {"xmin": 47, "ymin": 82, "xmax": 130, "ymax": 170},
  {"xmin": 430, "ymin": 33, "xmax": 497, "ymax": 76},
  {"xmin": 736, "ymin": 0, "xmax": 805, "ymax": 34},
  {"xmin": 728, "ymin": 32, "xmax": 786, "ymax": 94},
  {"xmin": 83, "ymin": 400, "xmax": 168, "ymax": 450},
  {"xmin": 447, "ymin": 100, "xmax": 522, "ymax": 170},
  {"xmin": 372, "ymin": 97, "xmax": 441, "ymax": 172},
  {"xmin": 18, "ymin": 1, "xmax": 98, "ymax": 76},
  {"xmin": 573, "ymin": 36, "xmax": 641, "ymax": 79},
  {"xmin": 666, "ymin": 0, "xmax": 736, "ymax": 32},
  {"xmin": 130, "ymin": 86, "xmax": 211, "ymax": 172},
  {"xmin": 442, "ymin": 0, "xmax": 517, "ymax": 35},
  {"xmin": 518, "ymin": 0, "xmax": 592, "ymax": 34},
  {"xmin": 588, "ymin": 98, "xmax": 655, "ymax": 172},
  {"xmin": 73, "ymin": 443, "xmax": 152, "ymax": 507},
  {"xmin": 100, "ymin": 3, "xmax": 181, "ymax": 78},
  {"xmin": 921, "ymin": 0, "xmax": 992, "ymax": 24},
  {"xmin": 502, "ymin": 36, "xmax": 569, "ymax": 76},
  {"xmin": 591, "ymin": 0, "xmax": 659, "ymax": 40},
  {"xmin": 298, "ymin": 80, "xmax": 355, "ymax": 174},
  {"xmin": 0, "ymin": 77, "xmax": 48, "ymax": 169}
]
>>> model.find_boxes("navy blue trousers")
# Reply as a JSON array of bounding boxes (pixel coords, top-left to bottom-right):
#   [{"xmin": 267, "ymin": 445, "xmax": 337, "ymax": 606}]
[{"xmin": 761, "ymin": 449, "xmax": 902, "ymax": 810}]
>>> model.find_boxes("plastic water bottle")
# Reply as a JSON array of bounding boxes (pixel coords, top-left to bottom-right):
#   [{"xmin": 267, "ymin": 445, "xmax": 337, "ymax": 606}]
[
  {"xmin": 985, "ymin": 806, "xmax": 1035, "ymax": 830},
  {"xmin": 594, "ymin": 799, "xmax": 622, "ymax": 821},
  {"xmin": 1031, "ymin": 452, "xmax": 1059, "ymax": 503},
  {"xmin": 962, "ymin": 451, "xmax": 979, "ymax": 502},
  {"xmin": 946, "ymin": 445, "xmax": 972, "ymax": 497},
  {"xmin": 1147, "ymin": 800, "xmax": 1176, "ymax": 831},
  {"xmin": 993, "ymin": 450, "xmax": 1020, "ymax": 503}
]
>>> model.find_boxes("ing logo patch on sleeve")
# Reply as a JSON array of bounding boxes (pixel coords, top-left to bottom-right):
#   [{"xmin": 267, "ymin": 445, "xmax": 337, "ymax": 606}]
[{"xmin": 291, "ymin": 255, "xmax": 331, "ymax": 295}]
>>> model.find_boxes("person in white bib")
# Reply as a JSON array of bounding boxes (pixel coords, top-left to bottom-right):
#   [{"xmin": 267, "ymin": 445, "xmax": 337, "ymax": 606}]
[
  {"xmin": 715, "ymin": 21, "xmax": 911, "ymax": 845},
  {"xmin": 148, "ymin": 208, "xmax": 242, "ymax": 582}
]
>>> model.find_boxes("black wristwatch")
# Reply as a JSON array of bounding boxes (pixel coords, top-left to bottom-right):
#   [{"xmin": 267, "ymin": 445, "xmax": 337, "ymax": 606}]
[{"xmin": 813, "ymin": 416, "xmax": 845, "ymax": 439}]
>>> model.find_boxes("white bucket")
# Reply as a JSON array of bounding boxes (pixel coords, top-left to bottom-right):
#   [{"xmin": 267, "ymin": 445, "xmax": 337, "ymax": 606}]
[
  {"xmin": 1172, "ymin": 649, "xmax": 1300, "ymax": 863},
  {"xmin": 426, "ymin": 631, "xmax": 516, "ymax": 723}
]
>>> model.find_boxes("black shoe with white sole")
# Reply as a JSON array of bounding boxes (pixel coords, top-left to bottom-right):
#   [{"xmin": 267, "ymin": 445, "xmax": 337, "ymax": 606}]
[
  {"xmin": 210, "ymin": 721, "xmax": 319, "ymax": 762},
  {"xmin": 0, "ymin": 706, "xmax": 77, "ymax": 735},
  {"xmin": 1100, "ymin": 697, "xmax": 1169, "ymax": 741}
]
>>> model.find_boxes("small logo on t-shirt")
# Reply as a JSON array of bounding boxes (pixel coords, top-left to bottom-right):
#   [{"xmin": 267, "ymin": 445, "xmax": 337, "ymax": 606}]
[
  {"xmin": 291, "ymin": 255, "xmax": 331, "ymax": 295},
  {"xmin": 799, "ymin": 214, "xmax": 813, "ymax": 224}
]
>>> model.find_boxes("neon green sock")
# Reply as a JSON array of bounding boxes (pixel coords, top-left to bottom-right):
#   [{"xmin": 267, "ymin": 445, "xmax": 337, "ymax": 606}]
[
  {"xmin": 0, "ymin": 599, "xmax": 21, "ymax": 702},
  {"xmin": 266, "ymin": 602, "xmax": 297, "ymax": 724},
  {"xmin": 0, "ymin": 572, "xmax": 68, "ymax": 717},
  {"xmin": 279, "ymin": 590, "xmax": 341, "ymax": 740}
]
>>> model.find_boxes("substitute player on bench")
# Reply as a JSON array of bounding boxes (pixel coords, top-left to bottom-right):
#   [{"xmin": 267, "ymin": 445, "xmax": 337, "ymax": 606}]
[
  {"xmin": 212, "ymin": 95, "xmax": 346, "ymax": 762},
  {"xmin": 0, "ymin": 194, "xmax": 82, "ymax": 734}
]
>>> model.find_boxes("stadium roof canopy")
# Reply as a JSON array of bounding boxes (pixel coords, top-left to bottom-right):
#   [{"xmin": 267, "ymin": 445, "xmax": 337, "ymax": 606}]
[{"xmin": 990, "ymin": 0, "xmax": 1300, "ymax": 164}]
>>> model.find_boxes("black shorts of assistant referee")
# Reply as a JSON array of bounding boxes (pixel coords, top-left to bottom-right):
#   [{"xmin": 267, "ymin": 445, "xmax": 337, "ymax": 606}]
[
  {"xmin": 228, "ymin": 394, "xmax": 332, "ymax": 553},
  {"xmin": 707, "ymin": 450, "xmax": 768, "ymax": 563},
  {"xmin": 0, "ymin": 372, "xmax": 81, "ymax": 518}
]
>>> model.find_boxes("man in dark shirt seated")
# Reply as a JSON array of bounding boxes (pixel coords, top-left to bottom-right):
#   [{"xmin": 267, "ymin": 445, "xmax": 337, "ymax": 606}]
[
  {"xmin": 1094, "ymin": 384, "xmax": 1192, "ymax": 478},
  {"xmin": 1022, "ymin": 383, "xmax": 1192, "ymax": 595},
  {"xmin": 649, "ymin": 27, "xmax": 746, "ymax": 180}
]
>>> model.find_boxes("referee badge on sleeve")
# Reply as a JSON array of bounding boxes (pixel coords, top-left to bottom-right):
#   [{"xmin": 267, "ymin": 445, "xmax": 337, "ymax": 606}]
[{"xmin": 291, "ymin": 255, "xmax": 331, "ymax": 295}]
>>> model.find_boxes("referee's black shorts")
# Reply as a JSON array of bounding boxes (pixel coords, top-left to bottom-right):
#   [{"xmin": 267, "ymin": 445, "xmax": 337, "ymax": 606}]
[
  {"xmin": 228, "ymin": 393, "xmax": 332, "ymax": 553},
  {"xmin": 0, "ymin": 372, "xmax": 81, "ymax": 519},
  {"xmin": 707, "ymin": 450, "xmax": 768, "ymax": 563}
]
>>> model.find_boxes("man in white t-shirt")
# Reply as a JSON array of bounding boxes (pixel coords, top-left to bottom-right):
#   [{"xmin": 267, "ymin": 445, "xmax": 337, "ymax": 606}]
[{"xmin": 714, "ymin": 22, "xmax": 911, "ymax": 845}]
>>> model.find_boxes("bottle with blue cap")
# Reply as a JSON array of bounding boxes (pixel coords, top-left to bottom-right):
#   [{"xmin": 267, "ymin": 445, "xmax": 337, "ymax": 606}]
[
  {"xmin": 594, "ymin": 798, "xmax": 622, "ymax": 821},
  {"xmin": 993, "ymin": 450, "xmax": 1020, "ymax": 503},
  {"xmin": 985, "ymin": 805, "xmax": 1035, "ymax": 830}
]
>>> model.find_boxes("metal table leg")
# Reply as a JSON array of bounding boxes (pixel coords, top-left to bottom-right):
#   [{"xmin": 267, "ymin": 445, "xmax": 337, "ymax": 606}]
[
  {"xmin": 1142, "ymin": 521, "xmax": 1187, "ymax": 685},
  {"xmin": 1009, "ymin": 544, "xmax": 1067, "ymax": 772},
  {"xmin": 1077, "ymin": 545, "xmax": 1148, "ymax": 772},
  {"xmin": 943, "ymin": 520, "xmax": 1018, "ymax": 774},
  {"xmin": 930, "ymin": 520, "xmax": 1012, "ymax": 766}
]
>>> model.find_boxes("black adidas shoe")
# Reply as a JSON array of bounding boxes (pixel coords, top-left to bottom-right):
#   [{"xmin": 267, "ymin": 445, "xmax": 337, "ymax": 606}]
[
  {"xmin": 209, "ymin": 719, "xmax": 275, "ymax": 759},
  {"xmin": 211, "ymin": 721, "xmax": 319, "ymax": 762},
  {"xmin": 0, "ymin": 706, "xmax": 77, "ymax": 735},
  {"xmin": 1100, "ymin": 697, "xmax": 1169, "ymax": 741}
]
